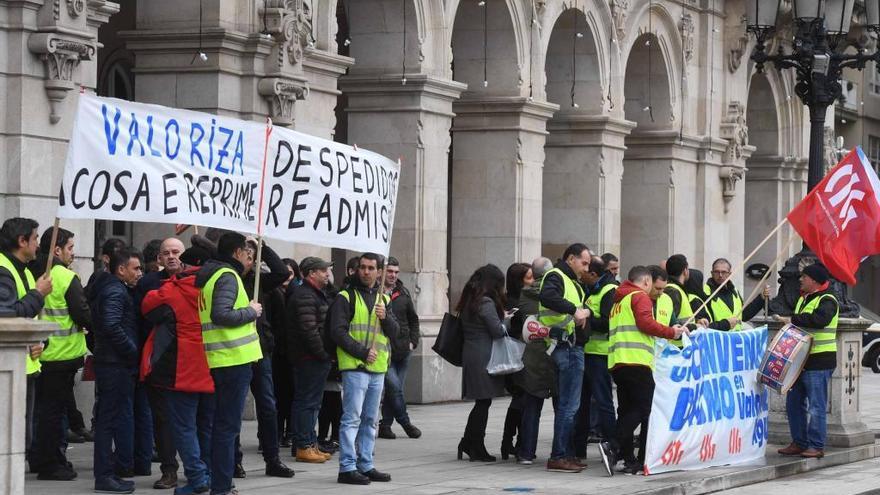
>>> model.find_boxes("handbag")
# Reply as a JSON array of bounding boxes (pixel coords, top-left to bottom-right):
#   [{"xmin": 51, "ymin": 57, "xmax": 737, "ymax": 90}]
[
  {"xmin": 432, "ymin": 312, "xmax": 464, "ymax": 367},
  {"xmin": 487, "ymin": 330, "xmax": 526, "ymax": 376}
]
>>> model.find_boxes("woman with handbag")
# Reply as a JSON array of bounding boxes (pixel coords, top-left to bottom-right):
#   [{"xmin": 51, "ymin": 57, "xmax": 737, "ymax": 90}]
[
  {"xmin": 499, "ymin": 263, "xmax": 533, "ymax": 460},
  {"xmin": 456, "ymin": 264, "xmax": 512, "ymax": 462}
]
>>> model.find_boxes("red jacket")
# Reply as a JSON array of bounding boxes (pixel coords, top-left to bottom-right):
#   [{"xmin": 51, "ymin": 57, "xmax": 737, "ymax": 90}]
[
  {"xmin": 614, "ymin": 280, "xmax": 676, "ymax": 340},
  {"xmin": 139, "ymin": 267, "xmax": 214, "ymax": 393}
]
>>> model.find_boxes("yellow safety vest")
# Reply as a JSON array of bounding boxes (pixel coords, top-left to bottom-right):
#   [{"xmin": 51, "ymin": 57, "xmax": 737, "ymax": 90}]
[
  {"xmin": 703, "ymin": 283, "xmax": 743, "ymax": 330},
  {"xmin": 198, "ymin": 267, "xmax": 262, "ymax": 369},
  {"xmin": 654, "ymin": 292, "xmax": 681, "ymax": 347},
  {"xmin": 666, "ymin": 283, "xmax": 694, "ymax": 319},
  {"xmin": 39, "ymin": 264, "xmax": 87, "ymax": 362},
  {"xmin": 0, "ymin": 253, "xmax": 42, "ymax": 374},
  {"xmin": 584, "ymin": 283, "xmax": 617, "ymax": 356},
  {"xmin": 336, "ymin": 289, "xmax": 391, "ymax": 373},
  {"xmin": 608, "ymin": 291, "xmax": 656, "ymax": 370},
  {"xmin": 537, "ymin": 268, "xmax": 585, "ymax": 344},
  {"xmin": 794, "ymin": 293, "xmax": 839, "ymax": 355}
]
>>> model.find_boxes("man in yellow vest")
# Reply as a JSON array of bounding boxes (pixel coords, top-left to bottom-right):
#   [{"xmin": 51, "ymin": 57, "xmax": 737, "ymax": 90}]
[
  {"xmin": 538, "ymin": 243, "xmax": 591, "ymax": 473},
  {"xmin": 775, "ymin": 263, "xmax": 838, "ymax": 459},
  {"xmin": 703, "ymin": 258, "xmax": 766, "ymax": 330},
  {"xmin": 599, "ymin": 265, "xmax": 684, "ymax": 476},
  {"xmin": 573, "ymin": 256, "xmax": 618, "ymax": 460},
  {"xmin": 29, "ymin": 227, "xmax": 91, "ymax": 481},
  {"xmin": 328, "ymin": 253, "xmax": 399, "ymax": 485},
  {"xmin": 194, "ymin": 232, "xmax": 263, "ymax": 495}
]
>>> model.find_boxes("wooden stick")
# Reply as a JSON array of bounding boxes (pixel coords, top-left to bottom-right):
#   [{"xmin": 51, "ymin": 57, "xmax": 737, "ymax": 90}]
[
  {"xmin": 738, "ymin": 232, "xmax": 799, "ymax": 319},
  {"xmin": 45, "ymin": 218, "xmax": 60, "ymax": 275},
  {"xmin": 252, "ymin": 236, "xmax": 264, "ymax": 304},
  {"xmin": 366, "ymin": 159, "xmax": 401, "ymax": 351},
  {"xmin": 685, "ymin": 217, "xmax": 789, "ymax": 326},
  {"xmin": 194, "ymin": 225, "xmax": 200, "ymax": 235}
]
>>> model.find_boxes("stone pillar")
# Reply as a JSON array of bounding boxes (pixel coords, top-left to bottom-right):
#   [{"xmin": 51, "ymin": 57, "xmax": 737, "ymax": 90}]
[
  {"xmin": 542, "ymin": 116, "xmax": 635, "ymax": 256},
  {"xmin": 757, "ymin": 317, "xmax": 875, "ymax": 448},
  {"xmin": 449, "ymin": 97, "xmax": 558, "ymax": 302},
  {"xmin": 0, "ymin": 318, "xmax": 57, "ymax": 495},
  {"xmin": 340, "ymin": 74, "xmax": 466, "ymax": 403}
]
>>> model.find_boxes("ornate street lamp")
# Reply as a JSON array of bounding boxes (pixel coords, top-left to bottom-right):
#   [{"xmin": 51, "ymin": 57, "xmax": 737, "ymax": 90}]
[{"xmin": 745, "ymin": 0, "xmax": 871, "ymax": 316}]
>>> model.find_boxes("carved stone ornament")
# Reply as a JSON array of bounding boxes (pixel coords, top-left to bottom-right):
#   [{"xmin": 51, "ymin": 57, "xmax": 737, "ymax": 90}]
[
  {"xmin": 728, "ymin": 16, "xmax": 750, "ymax": 73},
  {"xmin": 610, "ymin": 0, "xmax": 629, "ymax": 42},
  {"xmin": 258, "ymin": 77, "xmax": 310, "ymax": 127},
  {"xmin": 67, "ymin": 0, "xmax": 85, "ymax": 17},
  {"xmin": 718, "ymin": 101, "xmax": 749, "ymax": 211},
  {"xmin": 679, "ymin": 13, "xmax": 695, "ymax": 63},
  {"xmin": 261, "ymin": 0, "xmax": 313, "ymax": 69},
  {"xmin": 27, "ymin": 33, "xmax": 96, "ymax": 124}
]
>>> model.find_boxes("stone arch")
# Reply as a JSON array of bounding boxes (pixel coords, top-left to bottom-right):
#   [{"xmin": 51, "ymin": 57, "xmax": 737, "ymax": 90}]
[
  {"xmin": 449, "ymin": 0, "xmax": 522, "ymax": 95},
  {"xmin": 543, "ymin": 8, "xmax": 603, "ymax": 113},
  {"xmin": 344, "ymin": 0, "xmax": 424, "ymax": 76}
]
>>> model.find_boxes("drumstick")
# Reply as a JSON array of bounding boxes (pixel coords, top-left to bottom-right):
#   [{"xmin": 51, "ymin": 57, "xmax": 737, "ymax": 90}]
[
  {"xmin": 685, "ymin": 217, "xmax": 790, "ymax": 326},
  {"xmin": 738, "ymin": 232, "xmax": 798, "ymax": 320}
]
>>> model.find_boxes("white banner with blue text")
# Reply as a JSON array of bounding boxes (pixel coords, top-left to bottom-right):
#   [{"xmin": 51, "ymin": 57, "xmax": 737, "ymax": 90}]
[
  {"xmin": 57, "ymin": 94, "xmax": 399, "ymax": 255},
  {"xmin": 644, "ymin": 327, "xmax": 769, "ymax": 475}
]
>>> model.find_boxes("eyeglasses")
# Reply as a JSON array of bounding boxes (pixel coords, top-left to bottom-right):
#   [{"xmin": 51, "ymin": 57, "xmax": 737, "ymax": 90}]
[{"xmin": 712, "ymin": 270, "xmax": 730, "ymax": 276}]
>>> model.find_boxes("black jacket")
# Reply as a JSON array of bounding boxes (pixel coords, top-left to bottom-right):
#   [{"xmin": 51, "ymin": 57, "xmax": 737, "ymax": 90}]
[
  {"xmin": 0, "ymin": 250, "xmax": 44, "ymax": 318},
  {"xmin": 792, "ymin": 287, "xmax": 839, "ymax": 370},
  {"xmin": 386, "ymin": 280, "xmax": 420, "ymax": 360},
  {"xmin": 195, "ymin": 258, "xmax": 259, "ymax": 330},
  {"xmin": 327, "ymin": 278, "xmax": 399, "ymax": 370},
  {"xmin": 286, "ymin": 279, "xmax": 332, "ymax": 362},
  {"xmin": 243, "ymin": 244, "xmax": 289, "ymax": 355},
  {"xmin": 134, "ymin": 269, "xmax": 172, "ymax": 345},
  {"xmin": 29, "ymin": 256, "xmax": 91, "ymax": 371},
  {"xmin": 702, "ymin": 278, "xmax": 765, "ymax": 330},
  {"xmin": 87, "ymin": 271, "xmax": 139, "ymax": 368},
  {"xmin": 587, "ymin": 273, "xmax": 618, "ymax": 335}
]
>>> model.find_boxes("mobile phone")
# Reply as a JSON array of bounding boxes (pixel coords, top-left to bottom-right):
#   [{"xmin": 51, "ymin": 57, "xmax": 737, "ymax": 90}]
[{"xmin": 507, "ymin": 307, "xmax": 519, "ymax": 315}]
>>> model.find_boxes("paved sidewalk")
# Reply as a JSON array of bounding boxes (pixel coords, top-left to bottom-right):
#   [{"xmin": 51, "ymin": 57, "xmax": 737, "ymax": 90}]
[{"xmin": 25, "ymin": 372, "xmax": 880, "ymax": 494}]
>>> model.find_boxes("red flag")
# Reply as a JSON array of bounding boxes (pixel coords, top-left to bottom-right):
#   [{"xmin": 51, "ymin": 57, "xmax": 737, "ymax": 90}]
[{"xmin": 786, "ymin": 147, "xmax": 880, "ymax": 285}]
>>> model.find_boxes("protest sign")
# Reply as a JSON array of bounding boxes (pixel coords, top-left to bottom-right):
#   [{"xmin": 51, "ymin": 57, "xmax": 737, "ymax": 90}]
[
  {"xmin": 57, "ymin": 94, "xmax": 399, "ymax": 255},
  {"xmin": 644, "ymin": 327, "xmax": 770, "ymax": 475}
]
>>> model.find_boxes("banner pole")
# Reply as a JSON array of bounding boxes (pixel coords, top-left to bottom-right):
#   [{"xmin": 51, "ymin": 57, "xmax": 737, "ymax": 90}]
[
  {"xmin": 366, "ymin": 158, "xmax": 401, "ymax": 351},
  {"xmin": 45, "ymin": 217, "xmax": 60, "ymax": 275},
  {"xmin": 252, "ymin": 116, "xmax": 274, "ymax": 301},
  {"xmin": 738, "ymin": 232, "xmax": 799, "ymax": 319},
  {"xmin": 685, "ymin": 217, "xmax": 789, "ymax": 326}
]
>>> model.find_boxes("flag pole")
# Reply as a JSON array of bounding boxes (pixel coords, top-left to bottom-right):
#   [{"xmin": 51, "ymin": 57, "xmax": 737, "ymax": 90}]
[
  {"xmin": 366, "ymin": 158, "xmax": 401, "ymax": 351},
  {"xmin": 252, "ymin": 117, "xmax": 274, "ymax": 301},
  {"xmin": 737, "ymin": 232, "xmax": 799, "ymax": 320},
  {"xmin": 44, "ymin": 217, "xmax": 60, "ymax": 275},
  {"xmin": 685, "ymin": 217, "xmax": 789, "ymax": 326}
]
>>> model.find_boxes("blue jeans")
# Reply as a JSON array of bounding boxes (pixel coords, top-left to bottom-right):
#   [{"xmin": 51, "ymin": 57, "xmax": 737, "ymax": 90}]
[
  {"xmin": 165, "ymin": 389, "xmax": 215, "ymax": 488},
  {"xmin": 291, "ymin": 359, "xmax": 332, "ymax": 449},
  {"xmin": 241, "ymin": 357, "xmax": 280, "ymax": 462},
  {"xmin": 210, "ymin": 364, "xmax": 253, "ymax": 495},
  {"xmin": 786, "ymin": 368, "xmax": 833, "ymax": 450},
  {"xmin": 517, "ymin": 393, "xmax": 545, "ymax": 461},
  {"xmin": 339, "ymin": 371, "xmax": 384, "ymax": 474},
  {"xmin": 581, "ymin": 354, "xmax": 616, "ymax": 440},
  {"xmin": 380, "ymin": 355, "xmax": 411, "ymax": 427},
  {"xmin": 550, "ymin": 345, "xmax": 584, "ymax": 460},
  {"xmin": 93, "ymin": 364, "xmax": 136, "ymax": 481},
  {"xmin": 133, "ymin": 381, "xmax": 154, "ymax": 472}
]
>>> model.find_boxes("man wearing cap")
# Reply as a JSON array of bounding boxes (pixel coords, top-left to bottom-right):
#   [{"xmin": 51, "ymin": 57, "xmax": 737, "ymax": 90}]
[
  {"xmin": 287, "ymin": 256, "xmax": 335, "ymax": 463},
  {"xmin": 775, "ymin": 263, "xmax": 839, "ymax": 459}
]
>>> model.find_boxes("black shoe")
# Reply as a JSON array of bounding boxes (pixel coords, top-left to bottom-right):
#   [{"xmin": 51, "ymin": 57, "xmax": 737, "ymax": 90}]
[
  {"xmin": 66, "ymin": 430, "xmax": 85, "ymax": 444},
  {"xmin": 37, "ymin": 465, "xmax": 78, "ymax": 481},
  {"xmin": 73, "ymin": 428, "xmax": 95, "ymax": 442},
  {"xmin": 265, "ymin": 459, "xmax": 295, "ymax": 478},
  {"xmin": 233, "ymin": 463, "xmax": 246, "ymax": 479},
  {"xmin": 402, "ymin": 423, "xmax": 422, "ymax": 439},
  {"xmin": 318, "ymin": 440, "xmax": 339, "ymax": 454},
  {"xmin": 153, "ymin": 470, "xmax": 178, "ymax": 489},
  {"xmin": 359, "ymin": 468, "xmax": 391, "ymax": 482},
  {"xmin": 114, "ymin": 468, "xmax": 134, "ymax": 479},
  {"xmin": 280, "ymin": 435, "xmax": 292, "ymax": 449},
  {"xmin": 377, "ymin": 425, "xmax": 396, "ymax": 439},
  {"xmin": 500, "ymin": 440, "xmax": 516, "ymax": 461},
  {"xmin": 94, "ymin": 477, "xmax": 135, "ymax": 494},
  {"xmin": 598, "ymin": 442, "xmax": 615, "ymax": 477},
  {"xmin": 469, "ymin": 439, "xmax": 497, "ymax": 462},
  {"xmin": 457, "ymin": 438, "xmax": 471, "ymax": 460},
  {"xmin": 338, "ymin": 470, "xmax": 371, "ymax": 485},
  {"xmin": 617, "ymin": 460, "xmax": 642, "ymax": 475}
]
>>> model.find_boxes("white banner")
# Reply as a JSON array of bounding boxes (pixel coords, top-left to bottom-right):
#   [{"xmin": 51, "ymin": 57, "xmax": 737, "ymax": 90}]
[
  {"xmin": 57, "ymin": 94, "xmax": 400, "ymax": 255},
  {"xmin": 644, "ymin": 327, "xmax": 770, "ymax": 475}
]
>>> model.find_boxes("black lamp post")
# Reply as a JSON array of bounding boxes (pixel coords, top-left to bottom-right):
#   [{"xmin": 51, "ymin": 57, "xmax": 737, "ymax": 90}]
[{"xmin": 746, "ymin": 0, "xmax": 874, "ymax": 316}]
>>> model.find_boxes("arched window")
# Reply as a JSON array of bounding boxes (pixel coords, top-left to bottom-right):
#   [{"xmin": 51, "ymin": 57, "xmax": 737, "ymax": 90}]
[{"xmin": 99, "ymin": 61, "xmax": 134, "ymax": 101}]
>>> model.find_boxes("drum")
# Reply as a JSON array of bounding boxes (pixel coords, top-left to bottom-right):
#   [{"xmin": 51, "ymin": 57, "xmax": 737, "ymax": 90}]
[{"xmin": 758, "ymin": 323, "xmax": 813, "ymax": 394}]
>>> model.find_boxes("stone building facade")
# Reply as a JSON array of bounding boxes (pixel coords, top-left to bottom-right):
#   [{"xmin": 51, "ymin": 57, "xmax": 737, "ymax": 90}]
[{"xmin": 2, "ymin": 0, "xmax": 840, "ymax": 401}]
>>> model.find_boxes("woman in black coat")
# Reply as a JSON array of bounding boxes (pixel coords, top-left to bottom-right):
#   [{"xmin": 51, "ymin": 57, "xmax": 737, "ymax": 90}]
[{"xmin": 456, "ymin": 264, "xmax": 511, "ymax": 462}]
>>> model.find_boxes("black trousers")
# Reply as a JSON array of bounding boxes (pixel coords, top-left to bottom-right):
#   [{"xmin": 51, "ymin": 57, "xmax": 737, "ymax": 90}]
[
  {"xmin": 318, "ymin": 390, "xmax": 341, "ymax": 442},
  {"xmin": 463, "ymin": 399, "xmax": 492, "ymax": 440},
  {"xmin": 65, "ymin": 386, "xmax": 86, "ymax": 432},
  {"xmin": 611, "ymin": 366, "xmax": 654, "ymax": 465},
  {"xmin": 147, "ymin": 385, "xmax": 179, "ymax": 474},
  {"xmin": 272, "ymin": 352, "xmax": 293, "ymax": 438},
  {"xmin": 33, "ymin": 369, "xmax": 76, "ymax": 473}
]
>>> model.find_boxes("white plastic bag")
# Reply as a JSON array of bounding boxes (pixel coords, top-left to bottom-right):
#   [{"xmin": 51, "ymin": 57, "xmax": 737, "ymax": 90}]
[{"xmin": 487, "ymin": 332, "xmax": 526, "ymax": 376}]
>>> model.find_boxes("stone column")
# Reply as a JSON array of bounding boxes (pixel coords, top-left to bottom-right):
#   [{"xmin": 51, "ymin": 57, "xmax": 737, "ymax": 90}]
[
  {"xmin": 449, "ymin": 97, "xmax": 558, "ymax": 302},
  {"xmin": 542, "ymin": 115, "xmax": 635, "ymax": 256},
  {"xmin": 757, "ymin": 318, "xmax": 875, "ymax": 448},
  {"xmin": 0, "ymin": 318, "xmax": 57, "ymax": 495},
  {"xmin": 340, "ymin": 74, "xmax": 466, "ymax": 403}
]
